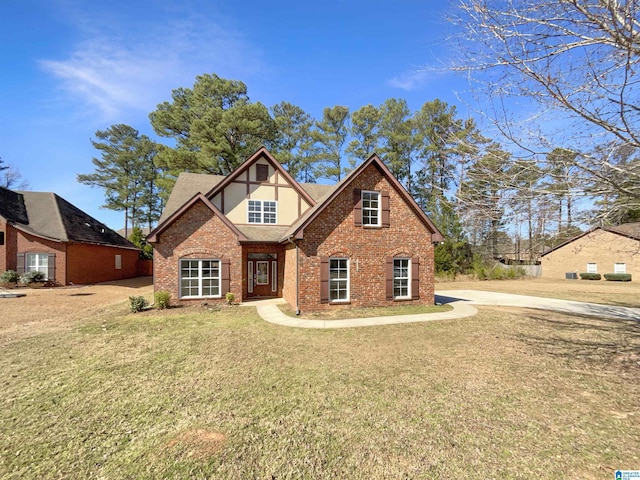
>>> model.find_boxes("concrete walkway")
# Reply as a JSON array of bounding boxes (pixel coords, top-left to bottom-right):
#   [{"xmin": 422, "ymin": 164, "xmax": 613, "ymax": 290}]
[{"xmin": 242, "ymin": 290, "xmax": 640, "ymax": 329}]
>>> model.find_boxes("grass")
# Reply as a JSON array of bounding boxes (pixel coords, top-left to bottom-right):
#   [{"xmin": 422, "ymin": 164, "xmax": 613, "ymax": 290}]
[
  {"xmin": 278, "ymin": 302, "xmax": 452, "ymax": 319},
  {"xmin": 1, "ymin": 298, "xmax": 639, "ymax": 479}
]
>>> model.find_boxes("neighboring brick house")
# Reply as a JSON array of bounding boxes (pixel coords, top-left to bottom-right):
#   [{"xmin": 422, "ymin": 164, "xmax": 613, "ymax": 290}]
[
  {"xmin": 540, "ymin": 223, "xmax": 640, "ymax": 280},
  {"xmin": 148, "ymin": 147, "xmax": 444, "ymax": 312},
  {"xmin": 0, "ymin": 186, "xmax": 143, "ymax": 285}
]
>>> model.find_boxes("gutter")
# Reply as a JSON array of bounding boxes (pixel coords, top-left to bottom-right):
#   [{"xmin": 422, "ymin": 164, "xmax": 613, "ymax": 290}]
[{"xmin": 285, "ymin": 235, "xmax": 301, "ymax": 315}]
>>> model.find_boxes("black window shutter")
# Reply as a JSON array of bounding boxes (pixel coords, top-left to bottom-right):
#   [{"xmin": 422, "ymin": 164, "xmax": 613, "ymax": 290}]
[
  {"xmin": 17, "ymin": 253, "xmax": 25, "ymax": 274},
  {"xmin": 411, "ymin": 257, "xmax": 420, "ymax": 300},
  {"xmin": 353, "ymin": 189, "xmax": 362, "ymax": 226},
  {"xmin": 385, "ymin": 257, "xmax": 394, "ymax": 300},
  {"xmin": 221, "ymin": 258, "xmax": 231, "ymax": 296},
  {"xmin": 47, "ymin": 253, "xmax": 56, "ymax": 281},
  {"xmin": 320, "ymin": 256, "xmax": 329, "ymax": 304},
  {"xmin": 381, "ymin": 191, "xmax": 390, "ymax": 227}
]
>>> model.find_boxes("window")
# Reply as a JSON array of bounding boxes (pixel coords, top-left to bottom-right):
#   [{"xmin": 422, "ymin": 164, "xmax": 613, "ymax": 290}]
[
  {"xmin": 256, "ymin": 164, "xmax": 269, "ymax": 181},
  {"xmin": 0, "ymin": 231, "xmax": 4, "ymax": 245},
  {"xmin": 361, "ymin": 191, "xmax": 380, "ymax": 226},
  {"xmin": 26, "ymin": 253, "xmax": 49, "ymax": 277},
  {"xmin": 393, "ymin": 258, "xmax": 411, "ymax": 299},
  {"xmin": 329, "ymin": 258, "xmax": 349, "ymax": 302},
  {"xmin": 586, "ymin": 263, "xmax": 597, "ymax": 273},
  {"xmin": 115, "ymin": 255, "xmax": 122, "ymax": 270},
  {"xmin": 248, "ymin": 200, "xmax": 277, "ymax": 224},
  {"xmin": 614, "ymin": 263, "xmax": 627, "ymax": 274},
  {"xmin": 180, "ymin": 259, "xmax": 221, "ymax": 298}
]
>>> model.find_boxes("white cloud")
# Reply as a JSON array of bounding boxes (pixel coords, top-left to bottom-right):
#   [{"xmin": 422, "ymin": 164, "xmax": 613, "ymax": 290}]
[
  {"xmin": 39, "ymin": 9, "xmax": 263, "ymax": 122},
  {"xmin": 388, "ymin": 70, "xmax": 432, "ymax": 91}
]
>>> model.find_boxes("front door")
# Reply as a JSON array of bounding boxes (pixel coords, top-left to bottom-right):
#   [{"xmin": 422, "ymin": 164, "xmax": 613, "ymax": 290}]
[{"xmin": 247, "ymin": 254, "xmax": 277, "ymax": 297}]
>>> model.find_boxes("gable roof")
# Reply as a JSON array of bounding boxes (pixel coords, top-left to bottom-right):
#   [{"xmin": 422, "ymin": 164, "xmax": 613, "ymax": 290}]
[
  {"xmin": 205, "ymin": 147, "xmax": 317, "ymax": 207},
  {"xmin": 147, "ymin": 193, "xmax": 248, "ymax": 243},
  {"xmin": 281, "ymin": 154, "xmax": 445, "ymax": 243},
  {"xmin": 541, "ymin": 223, "xmax": 640, "ymax": 257},
  {"xmin": 158, "ymin": 172, "xmax": 226, "ymax": 224},
  {"xmin": 0, "ymin": 186, "xmax": 136, "ymax": 249}
]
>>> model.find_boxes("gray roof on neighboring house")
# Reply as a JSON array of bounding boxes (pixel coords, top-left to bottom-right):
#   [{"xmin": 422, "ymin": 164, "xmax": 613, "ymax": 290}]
[
  {"xmin": 0, "ymin": 186, "xmax": 136, "ymax": 249},
  {"xmin": 608, "ymin": 222, "xmax": 640, "ymax": 239}
]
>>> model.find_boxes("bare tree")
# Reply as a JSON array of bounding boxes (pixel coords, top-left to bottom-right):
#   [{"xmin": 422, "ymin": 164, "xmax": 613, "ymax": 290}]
[
  {"xmin": 451, "ymin": 0, "xmax": 640, "ymax": 219},
  {"xmin": 0, "ymin": 158, "xmax": 28, "ymax": 190}
]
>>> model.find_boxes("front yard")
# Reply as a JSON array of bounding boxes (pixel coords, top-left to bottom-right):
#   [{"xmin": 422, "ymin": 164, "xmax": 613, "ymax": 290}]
[{"xmin": 0, "ymin": 279, "xmax": 639, "ymax": 478}]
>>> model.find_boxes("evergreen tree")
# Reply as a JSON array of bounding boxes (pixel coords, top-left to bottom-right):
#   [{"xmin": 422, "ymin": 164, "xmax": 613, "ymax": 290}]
[
  {"xmin": 312, "ymin": 106, "xmax": 350, "ymax": 182},
  {"xmin": 149, "ymin": 74, "xmax": 277, "ymax": 180},
  {"xmin": 78, "ymin": 124, "xmax": 162, "ymax": 235}
]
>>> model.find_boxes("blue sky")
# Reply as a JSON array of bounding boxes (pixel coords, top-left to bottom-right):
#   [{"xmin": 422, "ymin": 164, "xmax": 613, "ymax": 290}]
[{"xmin": 1, "ymin": 0, "xmax": 473, "ymax": 230}]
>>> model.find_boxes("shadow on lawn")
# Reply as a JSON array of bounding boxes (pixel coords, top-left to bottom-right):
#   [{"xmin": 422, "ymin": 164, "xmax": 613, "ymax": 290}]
[{"xmin": 514, "ymin": 311, "xmax": 640, "ymax": 369}]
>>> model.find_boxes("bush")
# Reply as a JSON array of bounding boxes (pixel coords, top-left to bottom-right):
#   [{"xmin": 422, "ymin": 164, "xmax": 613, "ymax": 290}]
[
  {"xmin": 579, "ymin": 272, "xmax": 601, "ymax": 280},
  {"xmin": 129, "ymin": 296, "xmax": 149, "ymax": 313},
  {"xmin": 154, "ymin": 291, "xmax": 171, "ymax": 309},
  {"xmin": 225, "ymin": 292, "xmax": 236, "ymax": 305},
  {"xmin": 603, "ymin": 273, "xmax": 632, "ymax": 282},
  {"xmin": 19, "ymin": 271, "xmax": 46, "ymax": 285},
  {"xmin": 0, "ymin": 270, "xmax": 20, "ymax": 285}
]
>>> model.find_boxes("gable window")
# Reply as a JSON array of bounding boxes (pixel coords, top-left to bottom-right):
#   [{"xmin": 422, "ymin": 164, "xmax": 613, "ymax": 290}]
[
  {"xmin": 256, "ymin": 164, "xmax": 269, "ymax": 182},
  {"xmin": 248, "ymin": 200, "xmax": 277, "ymax": 224},
  {"xmin": 362, "ymin": 191, "xmax": 380, "ymax": 226},
  {"xmin": 614, "ymin": 263, "xmax": 626, "ymax": 274},
  {"xmin": 586, "ymin": 263, "xmax": 597, "ymax": 273},
  {"xmin": 393, "ymin": 258, "xmax": 411, "ymax": 299},
  {"xmin": 180, "ymin": 259, "xmax": 221, "ymax": 298},
  {"xmin": 329, "ymin": 258, "xmax": 350, "ymax": 302}
]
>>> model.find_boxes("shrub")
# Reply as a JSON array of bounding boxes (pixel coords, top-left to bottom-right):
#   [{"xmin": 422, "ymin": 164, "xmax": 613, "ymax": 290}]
[
  {"xmin": 603, "ymin": 273, "xmax": 632, "ymax": 282},
  {"xmin": 225, "ymin": 292, "xmax": 236, "ymax": 305},
  {"xmin": 0, "ymin": 270, "xmax": 20, "ymax": 285},
  {"xmin": 129, "ymin": 296, "xmax": 149, "ymax": 313},
  {"xmin": 19, "ymin": 271, "xmax": 46, "ymax": 285},
  {"xmin": 579, "ymin": 272, "xmax": 601, "ymax": 280},
  {"xmin": 154, "ymin": 291, "xmax": 171, "ymax": 309}
]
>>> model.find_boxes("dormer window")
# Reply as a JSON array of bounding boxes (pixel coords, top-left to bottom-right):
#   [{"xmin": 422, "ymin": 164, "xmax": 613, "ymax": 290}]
[
  {"xmin": 248, "ymin": 200, "xmax": 277, "ymax": 224},
  {"xmin": 362, "ymin": 191, "xmax": 380, "ymax": 226}
]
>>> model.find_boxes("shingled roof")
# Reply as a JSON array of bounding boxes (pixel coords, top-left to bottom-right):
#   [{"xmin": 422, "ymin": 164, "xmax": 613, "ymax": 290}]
[{"xmin": 0, "ymin": 186, "xmax": 136, "ymax": 249}]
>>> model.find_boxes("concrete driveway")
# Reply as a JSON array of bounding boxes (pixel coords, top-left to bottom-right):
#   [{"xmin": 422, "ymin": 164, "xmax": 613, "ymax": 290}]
[{"xmin": 436, "ymin": 290, "xmax": 640, "ymax": 322}]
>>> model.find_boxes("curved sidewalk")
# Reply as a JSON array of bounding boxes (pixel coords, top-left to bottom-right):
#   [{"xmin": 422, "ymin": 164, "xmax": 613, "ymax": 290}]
[
  {"xmin": 248, "ymin": 297, "xmax": 478, "ymax": 329},
  {"xmin": 247, "ymin": 290, "xmax": 640, "ymax": 329}
]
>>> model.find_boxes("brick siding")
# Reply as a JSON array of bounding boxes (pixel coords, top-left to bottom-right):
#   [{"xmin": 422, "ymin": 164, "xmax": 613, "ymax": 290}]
[
  {"xmin": 295, "ymin": 164, "xmax": 436, "ymax": 312},
  {"xmin": 153, "ymin": 201, "xmax": 242, "ymax": 305}
]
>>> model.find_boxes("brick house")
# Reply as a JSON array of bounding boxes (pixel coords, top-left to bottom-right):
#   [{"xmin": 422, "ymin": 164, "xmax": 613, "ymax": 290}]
[
  {"xmin": 148, "ymin": 147, "xmax": 444, "ymax": 312},
  {"xmin": 540, "ymin": 223, "xmax": 640, "ymax": 280},
  {"xmin": 0, "ymin": 186, "xmax": 143, "ymax": 285}
]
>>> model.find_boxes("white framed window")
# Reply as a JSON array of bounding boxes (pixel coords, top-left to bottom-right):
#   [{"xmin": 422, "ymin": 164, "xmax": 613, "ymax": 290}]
[
  {"xmin": 248, "ymin": 200, "xmax": 277, "ymax": 224},
  {"xmin": 329, "ymin": 258, "xmax": 349, "ymax": 302},
  {"xmin": 586, "ymin": 263, "xmax": 597, "ymax": 273},
  {"xmin": 614, "ymin": 263, "xmax": 627, "ymax": 274},
  {"xmin": 180, "ymin": 259, "xmax": 221, "ymax": 298},
  {"xmin": 361, "ymin": 191, "xmax": 380, "ymax": 226},
  {"xmin": 393, "ymin": 258, "xmax": 411, "ymax": 299},
  {"xmin": 26, "ymin": 253, "xmax": 49, "ymax": 277},
  {"xmin": 115, "ymin": 255, "xmax": 122, "ymax": 270}
]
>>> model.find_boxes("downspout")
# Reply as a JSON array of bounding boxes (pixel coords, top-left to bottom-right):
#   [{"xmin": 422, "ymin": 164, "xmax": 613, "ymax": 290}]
[{"xmin": 286, "ymin": 236, "xmax": 301, "ymax": 315}]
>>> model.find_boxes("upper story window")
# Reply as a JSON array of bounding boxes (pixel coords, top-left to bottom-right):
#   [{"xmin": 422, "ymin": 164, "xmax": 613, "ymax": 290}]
[
  {"xmin": 362, "ymin": 191, "xmax": 380, "ymax": 226},
  {"xmin": 248, "ymin": 200, "xmax": 277, "ymax": 224}
]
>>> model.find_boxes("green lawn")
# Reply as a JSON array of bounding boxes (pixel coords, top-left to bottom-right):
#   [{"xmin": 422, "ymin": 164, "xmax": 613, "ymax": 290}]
[{"xmin": 1, "ymin": 302, "xmax": 639, "ymax": 479}]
